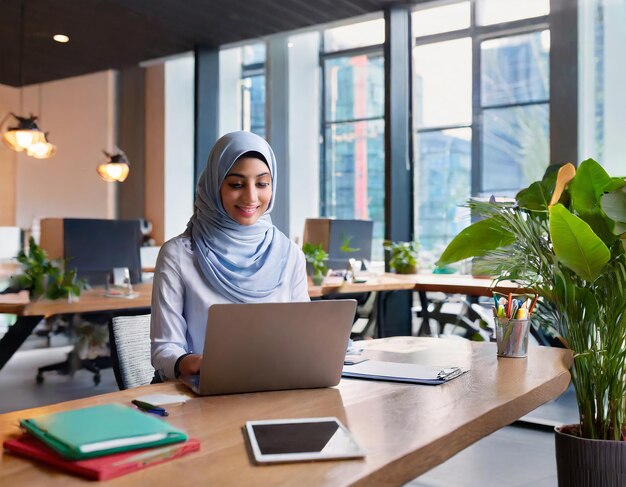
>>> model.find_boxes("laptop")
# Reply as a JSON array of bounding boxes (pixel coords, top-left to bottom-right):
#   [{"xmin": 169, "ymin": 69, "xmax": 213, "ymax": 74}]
[{"xmin": 181, "ymin": 300, "xmax": 357, "ymax": 396}]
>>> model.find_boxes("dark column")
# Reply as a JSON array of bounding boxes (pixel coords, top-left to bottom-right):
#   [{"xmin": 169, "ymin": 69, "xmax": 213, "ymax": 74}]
[
  {"xmin": 382, "ymin": 5, "xmax": 414, "ymax": 337},
  {"xmin": 194, "ymin": 47, "xmax": 220, "ymax": 184},
  {"xmin": 550, "ymin": 0, "xmax": 578, "ymax": 166},
  {"xmin": 118, "ymin": 67, "xmax": 146, "ymax": 219}
]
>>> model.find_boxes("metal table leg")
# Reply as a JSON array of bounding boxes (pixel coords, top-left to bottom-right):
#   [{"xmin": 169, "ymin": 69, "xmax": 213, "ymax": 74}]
[{"xmin": 0, "ymin": 315, "xmax": 43, "ymax": 371}]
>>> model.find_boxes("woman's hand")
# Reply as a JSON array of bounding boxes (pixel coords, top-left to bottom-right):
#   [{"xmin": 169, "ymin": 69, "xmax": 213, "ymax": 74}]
[{"xmin": 178, "ymin": 354, "xmax": 203, "ymax": 376}]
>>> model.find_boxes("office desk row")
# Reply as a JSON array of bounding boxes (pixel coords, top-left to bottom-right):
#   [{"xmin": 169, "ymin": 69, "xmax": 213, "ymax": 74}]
[
  {"xmin": 0, "ymin": 337, "xmax": 572, "ymax": 486},
  {"xmin": 0, "ymin": 274, "xmax": 521, "ymax": 371}
]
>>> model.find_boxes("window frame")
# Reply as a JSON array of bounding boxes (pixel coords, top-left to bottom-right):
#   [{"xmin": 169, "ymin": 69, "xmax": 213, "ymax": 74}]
[
  {"xmin": 412, "ymin": 0, "xmax": 549, "ymax": 202},
  {"xmin": 319, "ymin": 42, "xmax": 385, "ymax": 217}
]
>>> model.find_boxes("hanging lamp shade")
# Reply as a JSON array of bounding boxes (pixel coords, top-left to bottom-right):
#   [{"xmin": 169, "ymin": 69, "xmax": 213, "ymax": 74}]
[
  {"xmin": 1, "ymin": 113, "xmax": 46, "ymax": 152},
  {"xmin": 26, "ymin": 132, "xmax": 57, "ymax": 159},
  {"xmin": 97, "ymin": 149, "xmax": 130, "ymax": 182}
]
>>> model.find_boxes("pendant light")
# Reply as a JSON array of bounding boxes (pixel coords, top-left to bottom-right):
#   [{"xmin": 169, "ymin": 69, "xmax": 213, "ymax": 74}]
[
  {"xmin": 1, "ymin": 113, "xmax": 46, "ymax": 152},
  {"xmin": 97, "ymin": 149, "xmax": 130, "ymax": 182},
  {"xmin": 1, "ymin": 0, "xmax": 56, "ymax": 159}
]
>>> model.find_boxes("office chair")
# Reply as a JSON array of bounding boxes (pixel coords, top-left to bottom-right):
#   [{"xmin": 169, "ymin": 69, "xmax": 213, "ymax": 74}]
[
  {"xmin": 36, "ymin": 313, "xmax": 112, "ymax": 385},
  {"xmin": 108, "ymin": 314, "xmax": 154, "ymax": 390}
]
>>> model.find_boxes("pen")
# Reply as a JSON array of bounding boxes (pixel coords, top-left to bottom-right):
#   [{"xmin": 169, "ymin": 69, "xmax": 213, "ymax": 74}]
[
  {"xmin": 131, "ymin": 399, "xmax": 169, "ymax": 416},
  {"xmin": 507, "ymin": 293, "xmax": 513, "ymax": 319},
  {"xmin": 146, "ymin": 409, "xmax": 169, "ymax": 417},
  {"xmin": 528, "ymin": 294, "xmax": 539, "ymax": 316}
]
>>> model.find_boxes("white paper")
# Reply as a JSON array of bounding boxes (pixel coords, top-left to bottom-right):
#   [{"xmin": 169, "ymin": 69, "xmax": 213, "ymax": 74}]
[
  {"xmin": 135, "ymin": 393, "xmax": 192, "ymax": 405},
  {"xmin": 343, "ymin": 360, "xmax": 443, "ymax": 380}
]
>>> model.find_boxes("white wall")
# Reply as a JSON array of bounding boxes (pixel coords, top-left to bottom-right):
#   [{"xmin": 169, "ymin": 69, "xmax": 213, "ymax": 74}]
[
  {"xmin": 288, "ymin": 31, "xmax": 321, "ymax": 242},
  {"xmin": 219, "ymin": 47, "xmax": 243, "ymax": 135},
  {"xmin": 164, "ymin": 55, "xmax": 195, "ymax": 240},
  {"xmin": 579, "ymin": 0, "xmax": 626, "ymax": 176},
  {"xmin": 602, "ymin": 0, "xmax": 626, "ymax": 176},
  {"xmin": 14, "ymin": 71, "xmax": 117, "ymax": 228}
]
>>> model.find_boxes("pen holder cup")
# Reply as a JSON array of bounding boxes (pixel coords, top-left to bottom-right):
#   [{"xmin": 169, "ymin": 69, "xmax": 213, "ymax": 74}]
[{"xmin": 495, "ymin": 317, "xmax": 530, "ymax": 358}]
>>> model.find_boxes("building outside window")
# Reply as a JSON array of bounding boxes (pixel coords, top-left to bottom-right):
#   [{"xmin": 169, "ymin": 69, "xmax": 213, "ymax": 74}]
[
  {"xmin": 320, "ymin": 19, "xmax": 386, "ymax": 260},
  {"xmin": 241, "ymin": 43, "xmax": 266, "ymax": 138},
  {"xmin": 412, "ymin": 0, "xmax": 550, "ymax": 260}
]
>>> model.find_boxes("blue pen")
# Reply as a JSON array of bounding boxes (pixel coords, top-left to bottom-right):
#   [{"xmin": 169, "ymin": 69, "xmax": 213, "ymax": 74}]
[
  {"xmin": 146, "ymin": 409, "xmax": 169, "ymax": 417},
  {"xmin": 132, "ymin": 399, "xmax": 169, "ymax": 416}
]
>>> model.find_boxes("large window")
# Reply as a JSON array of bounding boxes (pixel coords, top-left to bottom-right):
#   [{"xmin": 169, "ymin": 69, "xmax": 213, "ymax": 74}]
[
  {"xmin": 412, "ymin": 0, "xmax": 550, "ymax": 256},
  {"xmin": 321, "ymin": 19, "xmax": 386, "ymax": 259},
  {"xmin": 241, "ymin": 43, "xmax": 266, "ymax": 138}
]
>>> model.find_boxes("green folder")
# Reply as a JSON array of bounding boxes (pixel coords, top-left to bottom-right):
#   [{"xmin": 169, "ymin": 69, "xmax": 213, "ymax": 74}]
[{"xmin": 19, "ymin": 403, "xmax": 188, "ymax": 460}]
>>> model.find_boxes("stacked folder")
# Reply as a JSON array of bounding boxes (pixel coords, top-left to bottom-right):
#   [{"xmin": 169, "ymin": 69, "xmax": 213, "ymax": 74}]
[{"xmin": 3, "ymin": 403, "xmax": 200, "ymax": 480}]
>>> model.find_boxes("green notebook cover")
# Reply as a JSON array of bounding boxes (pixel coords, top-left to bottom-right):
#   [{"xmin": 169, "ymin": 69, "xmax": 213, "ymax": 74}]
[{"xmin": 19, "ymin": 403, "xmax": 188, "ymax": 460}]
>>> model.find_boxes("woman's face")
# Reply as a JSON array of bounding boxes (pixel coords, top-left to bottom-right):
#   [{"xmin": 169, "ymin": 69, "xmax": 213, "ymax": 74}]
[{"xmin": 220, "ymin": 156, "xmax": 272, "ymax": 225}]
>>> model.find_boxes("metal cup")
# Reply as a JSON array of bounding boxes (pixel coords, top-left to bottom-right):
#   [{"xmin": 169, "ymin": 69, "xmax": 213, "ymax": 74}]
[{"xmin": 495, "ymin": 317, "xmax": 530, "ymax": 358}]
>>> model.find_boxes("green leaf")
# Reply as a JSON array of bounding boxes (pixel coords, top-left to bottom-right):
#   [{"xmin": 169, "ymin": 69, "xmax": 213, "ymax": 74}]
[
  {"xmin": 436, "ymin": 217, "xmax": 515, "ymax": 266},
  {"xmin": 568, "ymin": 160, "xmax": 619, "ymax": 243},
  {"xmin": 516, "ymin": 181, "xmax": 552, "ymax": 211},
  {"xmin": 569, "ymin": 159, "xmax": 611, "ymax": 211},
  {"xmin": 549, "ymin": 204, "xmax": 610, "ymax": 282},
  {"xmin": 601, "ymin": 187, "xmax": 626, "ymax": 234}
]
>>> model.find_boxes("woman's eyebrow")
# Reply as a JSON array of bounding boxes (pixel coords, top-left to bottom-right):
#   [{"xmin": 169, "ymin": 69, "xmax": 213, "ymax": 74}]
[{"xmin": 225, "ymin": 172, "xmax": 271, "ymax": 178}]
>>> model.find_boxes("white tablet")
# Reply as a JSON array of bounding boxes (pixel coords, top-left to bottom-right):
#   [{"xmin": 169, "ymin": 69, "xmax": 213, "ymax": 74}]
[{"xmin": 245, "ymin": 417, "xmax": 365, "ymax": 464}]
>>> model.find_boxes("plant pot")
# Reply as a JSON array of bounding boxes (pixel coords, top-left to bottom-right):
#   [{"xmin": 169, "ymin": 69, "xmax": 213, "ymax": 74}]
[
  {"xmin": 555, "ymin": 424, "xmax": 626, "ymax": 486},
  {"xmin": 394, "ymin": 265, "xmax": 417, "ymax": 275},
  {"xmin": 311, "ymin": 274, "xmax": 324, "ymax": 286}
]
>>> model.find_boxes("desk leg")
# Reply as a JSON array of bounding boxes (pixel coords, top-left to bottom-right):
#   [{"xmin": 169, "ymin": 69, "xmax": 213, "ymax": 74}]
[
  {"xmin": 0, "ymin": 316, "xmax": 43, "ymax": 371},
  {"xmin": 417, "ymin": 291, "xmax": 432, "ymax": 337}
]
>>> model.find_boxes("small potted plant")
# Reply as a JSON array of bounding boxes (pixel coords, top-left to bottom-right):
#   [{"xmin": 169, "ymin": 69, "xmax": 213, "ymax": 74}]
[
  {"xmin": 302, "ymin": 242, "xmax": 329, "ymax": 286},
  {"xmin": 436, "ymin": 159, "xmax": 626, "ymax": 485},
  {"xmin": 384, "ymin": 240, "xmax": 419, "ymax": 274},
  {"xmin": 10, "ymin": 237, "xmax": 86, "ymax": 301}
]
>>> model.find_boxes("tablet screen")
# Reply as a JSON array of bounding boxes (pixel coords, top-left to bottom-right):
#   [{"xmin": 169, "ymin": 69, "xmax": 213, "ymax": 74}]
[{"xmin": 245, "ymin": 417, "xmax": 364, "ymax": 463}]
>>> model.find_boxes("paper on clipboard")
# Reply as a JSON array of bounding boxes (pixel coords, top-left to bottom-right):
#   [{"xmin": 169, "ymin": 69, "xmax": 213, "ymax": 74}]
[{"xmin": 342, "ymin": 360, "xmax": 467, "ymax": 385}]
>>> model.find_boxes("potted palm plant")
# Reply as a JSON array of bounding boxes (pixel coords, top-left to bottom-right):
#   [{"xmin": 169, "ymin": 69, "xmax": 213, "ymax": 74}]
[
  {"xmin": 302, "ymin": 242, "xmax": 329, "ymax": 286},
  {"xmin": 436, "ymin": 159, "xmax": 626, "ymax": 486}
]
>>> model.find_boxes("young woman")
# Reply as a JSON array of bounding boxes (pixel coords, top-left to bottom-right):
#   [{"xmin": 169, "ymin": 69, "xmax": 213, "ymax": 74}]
[{"xmin": 150, "ymin": 131, "xmax": 309, "ymax": 380}]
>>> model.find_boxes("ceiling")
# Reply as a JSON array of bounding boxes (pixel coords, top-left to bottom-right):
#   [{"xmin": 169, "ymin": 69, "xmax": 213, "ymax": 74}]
[{"xmin": 0, "ymin": 0, "xmax": 414, "ymax": 87}]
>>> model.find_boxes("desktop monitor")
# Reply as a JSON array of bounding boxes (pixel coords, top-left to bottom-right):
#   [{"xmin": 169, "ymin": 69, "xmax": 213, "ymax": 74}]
[
  {"xmin": 303, "ymin": 218, "xmax": 373, "ymax": 270},
  {"xmin": 40, "ymin": 218, "xmax": 143, "ymax": 285}
]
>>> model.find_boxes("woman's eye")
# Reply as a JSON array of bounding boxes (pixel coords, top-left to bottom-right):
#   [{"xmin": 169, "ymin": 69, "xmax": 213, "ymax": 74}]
[
  {"xmin": 229, "ymin": 183, "xmax": 244, "ymax": 189},
  {"xmin": 257, "ymin": 182, "xmax": 270, "ymax": 188}
]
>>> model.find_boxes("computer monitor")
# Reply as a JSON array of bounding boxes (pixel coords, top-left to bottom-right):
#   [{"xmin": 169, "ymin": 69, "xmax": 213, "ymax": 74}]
[
  {"xmin": 40, "ymin": 218, "xmax": 143, "ymax": 286},
  {"xmin": 303, "ymin": 218, "xmax": 373, "ymax": 271}
]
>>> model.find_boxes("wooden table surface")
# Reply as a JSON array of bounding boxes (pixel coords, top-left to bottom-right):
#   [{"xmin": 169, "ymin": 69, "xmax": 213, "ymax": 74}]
[
  {"xmin": 0, "ymin": 273, "xmax": 514, "ymax": 316},
  {"xmin": 0, "ymin": 338, "xmax": 572, "ymax": 486}
]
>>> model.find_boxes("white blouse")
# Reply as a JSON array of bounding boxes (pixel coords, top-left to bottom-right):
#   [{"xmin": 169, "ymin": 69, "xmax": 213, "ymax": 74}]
[{"xmin": 150, "ymin": 233, "xmax": 310, "ymax": 380}]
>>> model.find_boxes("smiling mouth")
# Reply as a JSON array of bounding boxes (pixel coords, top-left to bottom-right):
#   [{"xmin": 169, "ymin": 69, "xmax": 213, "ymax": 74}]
[{"xmin": 236, "ymin": 206, "xmax": 259, "ymax": 216}]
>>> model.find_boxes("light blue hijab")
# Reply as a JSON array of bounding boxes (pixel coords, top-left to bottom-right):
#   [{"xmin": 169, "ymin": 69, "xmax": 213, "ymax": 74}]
[{"xmin": 188, "ymin": 131, "xmax": 292, "ymax": 303}]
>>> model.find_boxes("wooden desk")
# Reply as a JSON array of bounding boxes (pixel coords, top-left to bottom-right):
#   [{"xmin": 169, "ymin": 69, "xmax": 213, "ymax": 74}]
[
  {"xmin": 308, "ymin": 273, "xmax": 416, "ymax": 298},
  {"xmin": 0, "ymin": 276, "xmax": 419, "ymax": 371},
  {"xmin": 0, "ymin": 284, "xmax": 153, "ymax": 371},
  {"xmin": 393, "ymin": 273, "xmax": 522, "ymax": 297},
  {"xmin": 0, "ymin": 274, "xmax": 522, "ymax": 371},
  {"xmin": 0, "ymin": 338, "xmax": 572, "ymax": 486}
]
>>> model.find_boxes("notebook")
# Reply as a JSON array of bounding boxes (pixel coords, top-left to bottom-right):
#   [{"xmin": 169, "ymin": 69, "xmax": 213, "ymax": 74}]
[
  {"xmin": 342, "ymin": 360, "xmax": 467, "ymax": 385},
  {"xmin": 180, "ymin": 300, "xmax": 357, "ymax": 396},
  {"xmin": 3, "ymin": 434, "xmax": 200, "ymax": 481},
  {"xmin": 19, "ymin": 403, "xmax": 188, "ymax": 460}
]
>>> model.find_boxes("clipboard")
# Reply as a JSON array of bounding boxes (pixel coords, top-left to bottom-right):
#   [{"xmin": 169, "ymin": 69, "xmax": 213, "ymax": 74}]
[{"xmin": 342, "ymin": 360, "xmax": 467, "ymax": 385}]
